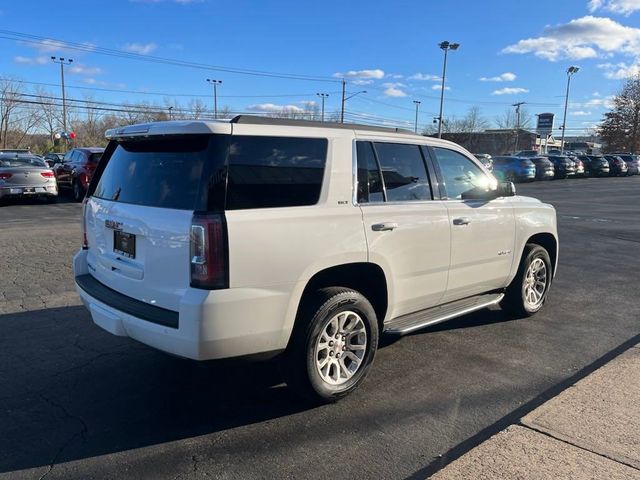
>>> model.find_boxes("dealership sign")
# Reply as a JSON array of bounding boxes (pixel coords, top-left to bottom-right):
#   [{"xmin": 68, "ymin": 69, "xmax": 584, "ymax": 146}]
[{"xmin": 537, "ymin": 113, "xmax": 555, "ymax": 136}]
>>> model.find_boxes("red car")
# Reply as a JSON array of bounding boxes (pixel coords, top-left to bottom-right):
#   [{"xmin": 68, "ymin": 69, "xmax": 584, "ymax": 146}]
[{"xmin": 53, "ymin": 147, "xmax": 104, "ymax": 201}]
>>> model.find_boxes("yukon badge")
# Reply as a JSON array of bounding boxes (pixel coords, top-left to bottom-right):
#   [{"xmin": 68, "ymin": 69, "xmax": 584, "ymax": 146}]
[{"xmin": 105, "ymin": 219, "xmax": 123, "ymax": 231}]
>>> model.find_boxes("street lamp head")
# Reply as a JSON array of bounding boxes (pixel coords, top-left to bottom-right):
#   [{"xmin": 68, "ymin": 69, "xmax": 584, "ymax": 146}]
[
  {"xmin": 439, "ymin": 41, "xmax": 460, "ymax": 50},
  {"xmin": 51, "ymin": 56, "xmax": 56, "ymax": 60},
  {"xmin": 567, "ymin": 66, "xmax": 580, "ymax": 75},
  {"xmin": 413, "ymin": 100, "xmax": 421, "ymax": 105},
  {"xmin": 439, "ymin": 41, "xmax": 450, "ymax": 50},
  {"xmin": 450, "ymin": 43, "xmax": 460, "ymax": 50}
]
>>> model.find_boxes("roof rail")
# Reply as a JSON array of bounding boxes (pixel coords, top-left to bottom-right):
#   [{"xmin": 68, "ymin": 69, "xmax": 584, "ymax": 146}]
[{"xmin": 230, "ymin": 115, "xmax": 417, "ymax": 135}]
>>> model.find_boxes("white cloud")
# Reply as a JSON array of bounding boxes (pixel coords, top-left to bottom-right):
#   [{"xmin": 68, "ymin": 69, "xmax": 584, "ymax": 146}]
[
  {"xmin": 598, "ymin": 61, "xmax": 640, "ymax": 78},
  {"xmin": 502, "ymin": 16, "xmax": 640, "ymax": 61},
  {"xmin": 431, "ymin": 84, "xmax": 451, "ymax": 91},
  {"xmin": 570, "ymin": 110, "xmax": 593, "ymax": 116},
  {"xmin": 588, "ymin": 0, "xmax": 640, "ymax": 16},
  {"xmin": 352, "ymin": 79, "xmax": 373, "ymax": 85},
  {"xmin": 383, "ymin": 87, "xmax": 407, "ymax": 97},
  {"xmin": 13, "ymin": 55, "xmax": 48, "ymax": 65},
  {"xmin": 123, "ymin": 42, "xmax": 157, "ymax": 54},
  {"xmin": 333, "ymin": 69, "xmax": 385, "ymax": 80},
  {"xmin": 247, "ymin": 103, "xmax": 306, "ymax": 113},
  {"xmin": 479, "ymin": 72, "xmax": 517, "ymax": 82},
  {"xmin": 408, "ymin": 73, "xmax": 441, "ymax": 81},
  {"xmin": 389, "ymin": 74, "xmax": 404, "ymax": 79},
  {"xmin": 492, "ymin": 87, "xmax": 529, "ymax": 95},
  {"xmin": 69, "ymin": 64, "xmax": 103, "ymax": 76}
]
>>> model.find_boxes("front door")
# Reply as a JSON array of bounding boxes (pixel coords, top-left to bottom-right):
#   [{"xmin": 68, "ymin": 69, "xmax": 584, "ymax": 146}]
[{"xmin": 430, "ymin": 147, "xmax": 516, "ymax": 303}]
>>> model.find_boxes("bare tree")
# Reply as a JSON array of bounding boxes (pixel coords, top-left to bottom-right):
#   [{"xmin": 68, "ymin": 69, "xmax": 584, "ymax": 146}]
[
  {"xmin": 0, "ymin": 79, "xmax": 24, "ymax": 148},
  {"xmin": 494, "ymin": 107, "xmax": 533, "ymax": 130},
  {"xmin": 598, "ymin": 75, "xmax": 640, "ymax": 153}
]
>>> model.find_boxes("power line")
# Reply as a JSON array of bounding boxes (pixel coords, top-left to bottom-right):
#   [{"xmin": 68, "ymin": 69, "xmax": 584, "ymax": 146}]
[
  {"xmin": 0, "ymin": 30, "xmax": 340, "ymax": 83},
  {"xmin": 0, "ymin": 77, "xmax": 342, "ymax": 99}
]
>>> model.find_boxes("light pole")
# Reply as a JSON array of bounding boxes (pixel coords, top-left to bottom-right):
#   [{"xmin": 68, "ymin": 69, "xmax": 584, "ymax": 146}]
[
  {"xmin": 341, "ymin": 90, "xmax": 367, "ymax": 123},
  {"xmin": 512, "ymin": 101, "xmax": 526, "ymax": 151},
  {"xmin": 168, "ymin": 106, "xmax": 173, "ymax": 120},
  {"xmin": 437, "ymin": 41, "xmax": 459, "ymax": 138},
  {"xmin": 560, "ymin": 66, "xmax": 580, "ymax": 154},
  {"xmin": 413, "ymin": 100, "xmax": 421, "ymax": 133},
  {"xmin": 206, "ymin": 78, "xmax": 223, "ymax": 119},
  {"xmin": 316, "ymin": 93, "xmax": 329, "ymax": 122},
  {"xmin": 51, "ymin": 56, "xmax": 73, "ymax": 133}
]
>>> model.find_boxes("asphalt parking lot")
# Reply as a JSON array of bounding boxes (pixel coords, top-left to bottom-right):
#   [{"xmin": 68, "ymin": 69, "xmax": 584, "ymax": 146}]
[{"xmin": 1, "ymin": 177, "xmax": 639, "ymax": 480}]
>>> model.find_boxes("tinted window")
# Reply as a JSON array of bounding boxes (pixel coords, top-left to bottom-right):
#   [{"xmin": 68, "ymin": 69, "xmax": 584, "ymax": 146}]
[
  {"xmin": 226, "ymin": 136, "xmax": 327, "ymax": 210},
  {"xmin": 88, "ymin": 153, "xmax": 102, "ymax": 164},
  {"xmin": 433, "ymin": 148, "xmax": 490, "ymax": 200},
  {"xmin": 356, "ymin": 141, "xmax": 384, "ymax": 203},
  {"xmin": 93, "ymin": 136, "xmax": 211, "ymax": 210},
  {"xmin": 373, "ymin": 142, "xmax": 431, "ymax": 202}
]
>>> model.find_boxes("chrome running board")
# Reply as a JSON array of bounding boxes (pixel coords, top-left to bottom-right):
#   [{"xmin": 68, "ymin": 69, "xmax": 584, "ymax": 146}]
[{"xmin": 383, "ymin": 293, "xmax": 504, "ymax": 335}]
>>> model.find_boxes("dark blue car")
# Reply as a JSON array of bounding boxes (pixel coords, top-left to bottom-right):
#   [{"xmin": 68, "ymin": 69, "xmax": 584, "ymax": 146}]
[{"xmin": 492, "ymin": 156, "xmax": 536, "ymax": 183}]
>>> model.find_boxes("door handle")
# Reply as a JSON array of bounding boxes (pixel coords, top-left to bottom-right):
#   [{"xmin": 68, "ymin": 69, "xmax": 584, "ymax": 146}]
[
  {"xmin": 453, "ymin": 217, "xmax": 471, "ymax": 226},
  {"xmin": 371, "ymin": 222, "xmax": 398, "ymax": 232}
]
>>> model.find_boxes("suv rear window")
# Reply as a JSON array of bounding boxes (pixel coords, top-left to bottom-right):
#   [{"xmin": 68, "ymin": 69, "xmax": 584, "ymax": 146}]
[
  {"xmin": 93, "ymin": 136, "xmax": 211, "ymax": 210},
  {"xmin": 225, "ymin": 136, "xmax": 327, "ymax": 210}
]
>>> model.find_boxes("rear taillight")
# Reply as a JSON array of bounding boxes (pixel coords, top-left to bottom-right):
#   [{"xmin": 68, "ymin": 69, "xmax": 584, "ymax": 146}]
[
  {"xmin": 190, "ymin": 213, "xmax": 228, "ymax": 289},
  {"xmin": 0, "ymin": 173, "xmax": 12, "ymax": 180},
  {"xmin": 40, "ymin": 171, "xmax": 55, "ymax": 178},
  {"xmin": 81, "ymin": 198, "xmax": 89, "ymax": 249}
]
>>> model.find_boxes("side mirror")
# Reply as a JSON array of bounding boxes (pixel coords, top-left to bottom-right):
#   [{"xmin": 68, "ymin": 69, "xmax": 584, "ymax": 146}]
[{"xmin": 461, "ymin": 182, "xmax": 516, "ymax": 201}]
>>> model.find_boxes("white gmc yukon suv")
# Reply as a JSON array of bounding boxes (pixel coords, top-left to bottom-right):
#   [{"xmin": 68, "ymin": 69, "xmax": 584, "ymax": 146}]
[{"xmin": 74, "ymin": 116, "xmax": 558, "ymax": 401}]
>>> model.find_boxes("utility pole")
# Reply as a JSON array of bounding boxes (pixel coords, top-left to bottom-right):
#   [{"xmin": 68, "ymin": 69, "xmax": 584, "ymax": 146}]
[
  {"xmin": 51, "ymin": 56, "xmax": 73, "ymax": 133},
  {"xmin": 168, "ymin": 106, "xmax": 173, "ymax": 120},
  {"xmin": 317, "ymin": 93, "xmax": 329, "ymax": 122},
  {"xmin": 561, "ymin": 66, "xmax": 580, "ymax": 154},
  {"xmin": 437, "ymin": 41, "xmax": 460, "ymax": 138},
  {"xmin": 413, "ymin": 100, "xmax": 421, "ymax": 133},
  {"xmin": 512, "ymin": 101, "xmax": 526, "ymax": 152},
  {"xmin": 341, "ymin": 89, "xmax": 367, "ymax": 124},
  {"xmin": 340, "ymin": 79, "xmax": 346, "ymax": 123},
  {"xmin": 206, "ymin": 79, "xmax": 223, "ymax": 119}
]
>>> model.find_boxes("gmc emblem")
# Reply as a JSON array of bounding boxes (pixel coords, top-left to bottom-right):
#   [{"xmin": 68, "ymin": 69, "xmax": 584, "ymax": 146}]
[{"xmin": 105, "ymin": 219, "xmax": 123, "ymax": 231}]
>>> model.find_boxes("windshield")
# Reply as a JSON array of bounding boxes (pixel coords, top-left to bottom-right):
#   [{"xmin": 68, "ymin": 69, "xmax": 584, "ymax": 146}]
[{"xmin": 0, "ymin": 156, "xmax": 46, "ymax": 167}]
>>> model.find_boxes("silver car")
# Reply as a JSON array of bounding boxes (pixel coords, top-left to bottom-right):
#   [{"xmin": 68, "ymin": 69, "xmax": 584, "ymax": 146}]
[{"xmin": 0, "ymin": 153, "xmax": 58, "ymax": 202}]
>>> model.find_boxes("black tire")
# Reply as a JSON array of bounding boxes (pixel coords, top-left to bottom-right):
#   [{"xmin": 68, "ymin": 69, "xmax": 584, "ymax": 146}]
[
  {"xmin": 501, "ymin": 244, "xmax": 552, "ymax": 317},
  {"xmin": 280, "ymin": 287, "xmax": 379, "ymax": 403},
  {"xmin": 72, "ymin": 181, "xmax": 84, "ymax": 202}
]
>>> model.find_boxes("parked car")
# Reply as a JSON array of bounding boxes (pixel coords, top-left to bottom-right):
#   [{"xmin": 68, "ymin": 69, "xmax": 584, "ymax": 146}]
[
  {"xmin": 514, "ymin": 150, "xmax": 540, "ymax": 157},
  {"xmin": 577, "ymin": 155, "xmax": 610, "ymax": 177},
  {"xmin": 610, "ymin": 153, "xmax": 640, "ymax": 175},
  {"xmin": 44, "ymin": 152, "xmax": 65, "ymax": 167},
  {"xmin": 547, "ymin": 155, "xmax": 576, "ymax": 179},
  {"xmin": 73, "ymin": 116, "xmax": 559, "ymax": 402},
  {"xmin": 0, "ymin": 153, "xmax": 58, "ymax": 202},
  {"xmin": 528, "ymin": 156, "xmax": 555, "ymax": 180},
  {"xmin": 492, "ymin": 156, "xmax": 536, "ymax": 182},
  {"xmin": 569, "ymin": 156, "xmax": 586, "ymax": 177},
  {"xmin": 473, "ymin": 153, "xmax": 493, "ymax": 172},
  {"xmin": 604, "ymin": 155, "xmax": 629, "ymax": 176},
  {"xmin": 53, "ymin": 147, "xmax": 104, "ymax": 202}
]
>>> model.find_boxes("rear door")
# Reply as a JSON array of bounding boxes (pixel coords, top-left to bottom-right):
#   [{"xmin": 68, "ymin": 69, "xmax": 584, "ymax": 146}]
[
  {"xmin": 85, "ymin": 135, "xmax": 226, "ymax": 311},
  {"xmin": 431, "ymin": 147, "xmax": 515, "ymax": 303},
  {"xmin": 357, "ymin": 140, "xmax": 450, "ymax": 320}
]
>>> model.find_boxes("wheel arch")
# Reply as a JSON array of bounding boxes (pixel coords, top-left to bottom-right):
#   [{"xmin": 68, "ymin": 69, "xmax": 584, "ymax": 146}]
[
  {"xmin": 522, "ymin": 232, "xmax": 558, "ymax": 276},
  {"xmin": 294, "ymin": 262, "xmax": 389, "ymax": 334}
]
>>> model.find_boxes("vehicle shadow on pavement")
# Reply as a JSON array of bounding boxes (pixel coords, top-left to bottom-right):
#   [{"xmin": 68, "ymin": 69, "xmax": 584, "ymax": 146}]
[{"xmin": 0, "ymin": 306, "xmax": 309, "ymax": 474}]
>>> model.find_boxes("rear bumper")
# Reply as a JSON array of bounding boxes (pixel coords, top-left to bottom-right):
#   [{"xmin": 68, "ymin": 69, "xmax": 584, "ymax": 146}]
[
  {"xmin": 0, "ymin": 185, "xmax": 58, "ymax": 198},
  {"xmin": 73, "ymin": 249, "xmax": 291, "ymax": 361}
]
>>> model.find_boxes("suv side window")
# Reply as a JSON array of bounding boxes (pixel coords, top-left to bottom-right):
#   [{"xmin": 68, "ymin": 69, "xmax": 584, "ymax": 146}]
[
  {"xmin": 226, "ymin": 136, "xmax": 328, "ymax": 210},
  {"xmin": 433, "ymin": 147, "xmax": 490, "ymax": 200},
  {"xmin": 373, "ymin": 142, "xmax": 432, "ymax": 202},
  {"xmin": 63, "ymin": 150, "xmax": 74, "ymax": 163},
  {"xmin": 356, "ymin": 141, "xmax": 384, "ymax": 203}
]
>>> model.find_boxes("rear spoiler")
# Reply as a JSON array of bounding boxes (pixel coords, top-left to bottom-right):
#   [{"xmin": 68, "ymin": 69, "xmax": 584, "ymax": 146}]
[{"xmin": 105, "ymin": 121, "xmax": 230, "ymax": 140}]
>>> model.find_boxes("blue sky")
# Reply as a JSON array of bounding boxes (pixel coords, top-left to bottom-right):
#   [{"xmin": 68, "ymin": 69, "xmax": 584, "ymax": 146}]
[{"xmin": 1, "ymin": 0, "xmax": 639, "ymax": 134}]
